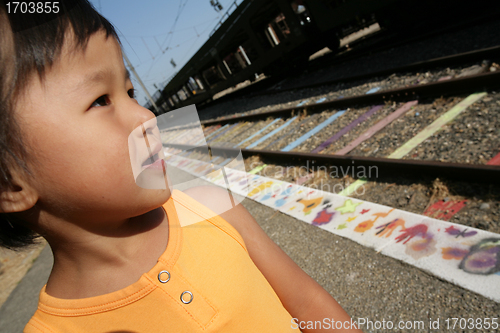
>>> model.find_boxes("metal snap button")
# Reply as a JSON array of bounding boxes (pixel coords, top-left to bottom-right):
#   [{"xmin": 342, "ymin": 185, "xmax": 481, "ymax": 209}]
[
  {"xmin": 180, "ymin": 291, "xmax": 193, "ymax": 304},
  {"xmin": 158, "ymin": 270, "xmax": 170, "ymax": 283}
]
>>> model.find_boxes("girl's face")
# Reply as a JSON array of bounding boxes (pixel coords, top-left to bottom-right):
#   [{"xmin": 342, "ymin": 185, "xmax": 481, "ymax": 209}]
[{"xmin": 16, "ymin": 31, "xmax": 170, "ymax": 230}]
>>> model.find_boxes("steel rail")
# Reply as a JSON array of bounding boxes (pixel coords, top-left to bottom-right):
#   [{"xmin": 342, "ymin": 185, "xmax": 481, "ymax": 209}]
[
  {"xmin": 267, "ymin": 45, "xmax": 500, "ymax": 95},
  {"xmin": 163, "ymin": 143, "xmax": 500, "ymax": 185},
  {"xmin": 200, "ymin": 70, "xmax": 500, "ymax": 126}
]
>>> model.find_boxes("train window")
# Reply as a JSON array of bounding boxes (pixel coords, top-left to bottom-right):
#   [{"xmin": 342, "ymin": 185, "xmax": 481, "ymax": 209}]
[
  {"xmin": 265, "ymin": 24, "xmax": 280, "ymax": 46},
  {"xmin": 171, "ymin": 94, "xmax": 180, "ymax": 104},
  {"xmin": 265, "ymin": 13, "xmax": 290, "ymax": 47},
  {"xmin": 250, "ymin": 1, "xmax": 282, "ymax": 50},
  {"xmin": 275, "ymin": 14, "xmax": 291, "ymax": 37},
  {"xmin": 202, "ymin": 63, "xmax": 226, "ymax": 88},
  {"xmin": 237, "ymin": 46, "xmax": 251, "ymax": 66},
  {"xmin": 186, "ymin": 81, "xmax": 195, "ymax": 92},
  {"xmin": 167, "ymin": 97, "xmax": 175, "ymax": 107},
  {"xmin": 194, "ymin": 75, "xmax": 205, "ymax": 91},
  {"xmin": 182, "ymin": 85, "xmax": 191, "ymax": 98},
  {"xmin": 290, "ymin": 0, "xmax": 312, "ymax": 25},
  {"xmin": 218, "ymin": 28, "xmax": 256, "ymax": 75},
  {"xmin": 222, "ymin": 52, "xmax": 243, "ymax": 74},
  {"xmin": 235, "ymin": 51, "xmax": 246, "ymax": 69},
  {"xmin": 240, "ymin": 41, "xmax": 258, "ymax": 64},
  {"xmin": 161, "ymin": 101, "xmax": 168, "ymax": 111},
  {"xmin": 177, "ymin": 88, "xmax": 188, "ymax": 101},
  {"xmin": 187, "ymin": 76, "xmax": 202, "ymax": 94}
]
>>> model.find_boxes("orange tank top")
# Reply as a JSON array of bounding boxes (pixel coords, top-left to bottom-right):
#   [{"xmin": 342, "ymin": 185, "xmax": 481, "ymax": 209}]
[{"xmin": 25, "ymin": 190, "xmax": 295, "ymax": 332}]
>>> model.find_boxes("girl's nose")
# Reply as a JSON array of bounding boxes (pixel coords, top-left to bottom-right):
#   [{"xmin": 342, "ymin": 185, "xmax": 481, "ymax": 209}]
[{"xmin": 132, "ymin": 104, "xmax": 157, "ymax": 138}]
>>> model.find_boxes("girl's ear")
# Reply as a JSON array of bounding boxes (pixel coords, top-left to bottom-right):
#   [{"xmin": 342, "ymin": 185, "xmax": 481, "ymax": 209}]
[{"xmin": 0, "ymin": 169, "xmax": 38, "ymax": 213}]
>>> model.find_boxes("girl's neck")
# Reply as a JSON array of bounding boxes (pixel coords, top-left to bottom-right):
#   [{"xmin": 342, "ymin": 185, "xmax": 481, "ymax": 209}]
[{"xmin": 44, "ymin": 207, "xmax": 169, "ymax": 299}]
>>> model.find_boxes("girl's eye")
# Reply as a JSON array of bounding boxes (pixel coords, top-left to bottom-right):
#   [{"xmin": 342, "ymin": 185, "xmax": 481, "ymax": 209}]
[
  {"xmin": 128, "ymin": 89, "xmax": 136, "ymax": 99},
  {"xmin": 90, "ymin": 95, "xmax": 110, "ymax": 108}
]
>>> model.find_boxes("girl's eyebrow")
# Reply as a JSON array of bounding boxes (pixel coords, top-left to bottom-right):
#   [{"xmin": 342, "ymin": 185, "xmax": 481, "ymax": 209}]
[{"xmin": 75, "ymin": 68, "xmax": 131, "ymax": 92}]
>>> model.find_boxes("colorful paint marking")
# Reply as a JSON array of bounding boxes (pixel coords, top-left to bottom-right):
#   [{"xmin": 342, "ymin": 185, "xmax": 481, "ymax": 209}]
[
  {"xmin": 424, "ymin": 200, "xmax": 468, "ymax": 221},
  {"xmin": 297, "ymin": 197, "xmax": 323, "ymax": 214},
  {"xmin": 246, "ymin": 117, "xmax": 298, "ymax": 149},
  {"xmin": 366, "ymin": 87, "xmax": 381, "ymax": 94},
  {"xmin": 441, "ymin": 247, "xmax": 469, "ymax": 260},
  {"xmin": 339, "ymin": 93, "xmax": 486, "ymax": 196},
  {"xmin": 390, "ymin": 92, "xmax": 486, "ymax": 159},
  {"xmin": 459, "ymin": 238, "xmax": 500, "ymax": 275},
  {"xmin": 335, "ymin": 101, "xmax": 418, "ymax": 155},
  {"xmin": 405, "ymin": 236, "xmax": 437, "ymax": 260},
  {"xmin": 210, "ymin": 122, "xmax": 247, "ymax": 143},
  {"xmin": 312, "ymin": 106, "xmax": 382, "ymax": 153},
  {"xmin": 207, "ymin": 123, "xmax": 240, "ymax": 143},
  {"xmin": 196, "ymin": 123, "xmax": 229, "ymax": 144},
  {"xmin": 376, "ymin": 218, "xmax": 405, "ymax": 238},
  {"xmin": 248, "ymin": 164, "xmax": 267, "ymax": 174},
  {"xmin": 312, "ymin": 208, "xmax": 337, "ymax": 226},
  {"xmin": 264, "ymin": 114, "xmax": 321, "ymax": 150},
  {"xmin": 281, "ymin": 111, "xmax": 346, "ymax": 152},
  {"xmin": 248, "ymin": 181, "xmax": 274, "ymax": 197},
  {"xmin": 236, "ymin": 118, "xmax": 282, "ymax": 147},
  {"xmin": 395, "ymin": 224, "xmax": 428, "ymax": 244},
  {"xmin": 335, "ymin": 199, "xmax": 362, "ymax": 214},
  {"xmin": 487, "ymin": 151, "xmax": 500, "ymax": 165},
  {"xmin": 444, "ymin": 226, "xmax": 477, "ymax": 238}
]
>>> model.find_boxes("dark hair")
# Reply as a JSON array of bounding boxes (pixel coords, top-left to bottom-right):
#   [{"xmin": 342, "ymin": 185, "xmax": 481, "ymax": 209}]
[{"xmin": 0, "ymin": 0, "xmax": 118, "ymax": 249}]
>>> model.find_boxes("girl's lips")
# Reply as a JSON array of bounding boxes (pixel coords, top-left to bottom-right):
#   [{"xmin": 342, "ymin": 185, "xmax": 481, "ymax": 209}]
[
  {"xmin": 142, "ymin": 151, "xmax": 158, "ymax": 167},
  {"xmin": 142, "ymin": 157, "xmax": 166, "ymax": 171}
]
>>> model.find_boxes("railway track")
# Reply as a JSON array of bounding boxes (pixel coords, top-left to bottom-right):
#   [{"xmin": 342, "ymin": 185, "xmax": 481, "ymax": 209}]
[
  {"xmin": 160, "ymin": 63, "xmax": 500, "ymax": 235},
  {"xmin": 259, "ymin": 45, "xmax": 500, "ymax": 96},
  {"xmin": 198, "ymin": 44, "xmax": 500, "ymax": 124},
  {"xmin": 199, "ymin": 17, "xmax": 500, "ymax": 111},
  {"xmin": 201, "ymin": 68, "xmax": 500, "ymax": 124}
]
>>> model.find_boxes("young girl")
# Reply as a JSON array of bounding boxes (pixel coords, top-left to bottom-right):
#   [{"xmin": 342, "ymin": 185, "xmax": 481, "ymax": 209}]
[{"xmin": 0, "ymin": 1, "xmax": 360, "ymax": 332}]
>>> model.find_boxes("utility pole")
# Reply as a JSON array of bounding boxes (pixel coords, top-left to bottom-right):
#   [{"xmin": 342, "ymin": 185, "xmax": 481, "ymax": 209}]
[{"xmin": 122, "ymin": 53, "xmax": 160, "ymax": 113}]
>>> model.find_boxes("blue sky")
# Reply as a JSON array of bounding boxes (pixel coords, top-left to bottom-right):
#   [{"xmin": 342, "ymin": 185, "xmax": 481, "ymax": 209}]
[{"xmin": 88, "ymin": 0, "xmax": 238, "ymax": 106}]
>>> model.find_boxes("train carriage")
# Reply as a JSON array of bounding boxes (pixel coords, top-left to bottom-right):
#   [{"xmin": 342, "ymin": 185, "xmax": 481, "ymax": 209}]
[{"xmin": 150, "ymin": 0, "xmax": 499, "ymax": 114}]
